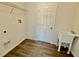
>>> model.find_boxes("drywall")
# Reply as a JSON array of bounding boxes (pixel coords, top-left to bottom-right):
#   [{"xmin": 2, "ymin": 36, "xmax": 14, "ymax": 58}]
[
  {"xmin": 0, "ymin": 3, "xmax": 26, "ymax": 56},
  {"xmin": 24, "ymin": 3, "xmax": 37, "ymax": 39},
  {"xmin": 55, "ymin": 3, "xmax": 75, "ymax": 33},
  {"xmin": 54, "ymin": 3, "xmax": 79, "ymax": 56},
  {"xmin": 71, "ymin": 37, "xmax": 79, "ymax": 57},
  {"xmin": 71, "ymin": 4, "xmax": 79, "ymax": 57},
  {"xmin": 0, "ymin": 4, "xmax": 13, "ymax": 55}
]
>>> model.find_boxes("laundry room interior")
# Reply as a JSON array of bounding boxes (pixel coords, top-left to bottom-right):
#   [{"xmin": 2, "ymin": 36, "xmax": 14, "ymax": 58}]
[{"xmin": 0, "ymin": 2, "xmax": 79, "ymax": 57}]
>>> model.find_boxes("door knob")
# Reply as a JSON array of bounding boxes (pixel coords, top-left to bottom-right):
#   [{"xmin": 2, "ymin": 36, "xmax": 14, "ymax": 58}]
[{"xmin": 50, "ymin": 27, "xmax": 53, "ymax": 30}]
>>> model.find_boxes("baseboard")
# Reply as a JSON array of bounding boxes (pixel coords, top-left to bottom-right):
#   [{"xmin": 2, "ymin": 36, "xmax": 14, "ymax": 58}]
[
  {"xmin": 1, "ymin": 37, "xmax": 26, "ymax": 57},
  {"xmin": 71, "ymin": 51, "xmax": 78, "ymax": 57},
  {"xmin": 26, "ymin": 37, "xmax": 57, "ymax": 45},
  {"xmin": 70, "ymin": 52, "xmax": 74, "ymax": 57}
]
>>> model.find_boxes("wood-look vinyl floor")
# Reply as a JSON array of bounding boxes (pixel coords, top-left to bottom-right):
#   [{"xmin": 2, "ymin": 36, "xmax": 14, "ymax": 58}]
[{"xmin": 4, "ymin": 39, "xmax": 73, "ymax": 57}]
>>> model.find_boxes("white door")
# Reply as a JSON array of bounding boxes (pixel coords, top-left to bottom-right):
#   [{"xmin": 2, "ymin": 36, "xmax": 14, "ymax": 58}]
[{"xmin": 35, "ymin": 3, "xmax": 58, "ymax": 44}]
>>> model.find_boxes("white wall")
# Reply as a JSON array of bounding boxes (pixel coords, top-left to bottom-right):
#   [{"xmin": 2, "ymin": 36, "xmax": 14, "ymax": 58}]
[
  {"xmin": 0, "ymin": 4, "xmax": 13, "ymax": 55},
  {"xmin": 0, "ymin": 3, "xmax": 26, "ymax": 56},
  {"xmin": 71, "ymin": 4, "xmax": 79, "ymax": 57},
  {"xmin": 55, "ymin": 3, "xmax": 75, "ymax": 33},
  {"xmin": 55, "ymin": 3, "xmax": 79, "ymax": 56},
  {"xmin": 25, "ymin": 3, "xmax": 37, "ymax": 39}
]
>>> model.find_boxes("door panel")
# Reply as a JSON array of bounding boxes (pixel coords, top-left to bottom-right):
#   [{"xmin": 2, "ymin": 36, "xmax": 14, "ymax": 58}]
[
  {"xmin": 35, "ymin": 3, "xmax": 58, "ymax": 44},
  {"xmin": 35, "ymin": 25, "xmax": 50, "ymax": 41}
]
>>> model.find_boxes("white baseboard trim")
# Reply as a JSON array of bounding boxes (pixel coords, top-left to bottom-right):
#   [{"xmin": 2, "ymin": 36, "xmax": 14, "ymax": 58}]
[
  {"xmin": 26, "ymin": 37, "xmax": 57, "ymax": 45},
  {"xmin": 71, "ymin": 51, "xmax": 77, "ymax": 57}
]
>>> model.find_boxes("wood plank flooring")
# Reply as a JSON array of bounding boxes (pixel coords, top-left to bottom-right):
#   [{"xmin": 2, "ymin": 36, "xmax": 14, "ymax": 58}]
[{"xmin": 4, "ymin": 39, "xmax": 73, "ymax": 57}]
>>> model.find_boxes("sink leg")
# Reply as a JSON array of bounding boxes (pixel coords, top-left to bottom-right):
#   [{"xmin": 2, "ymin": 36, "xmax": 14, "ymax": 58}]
[
  {"xmin": 67, "ymin": 43, "xmax": 72, "ymax": 54},
  {"xmin": 58, "ymin": 42, "xmax": 61, "ymax": 52}
]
